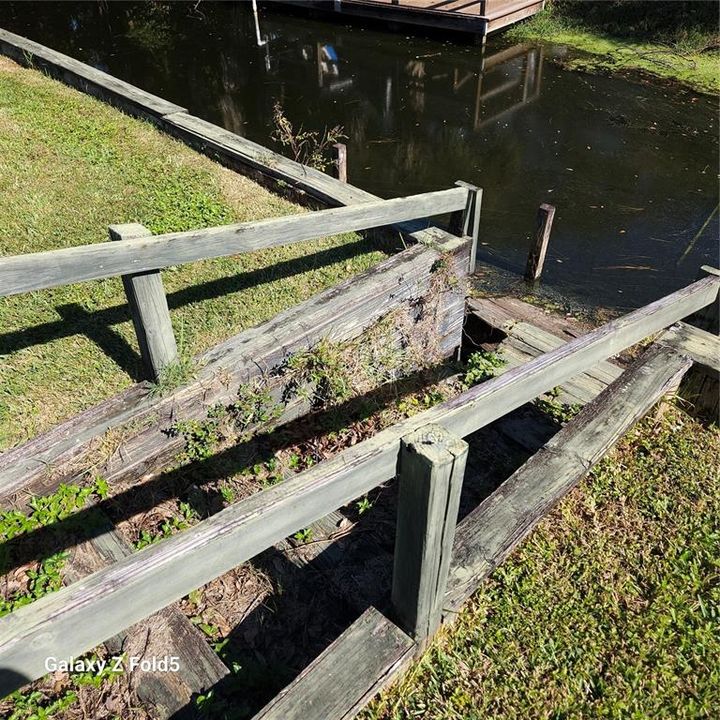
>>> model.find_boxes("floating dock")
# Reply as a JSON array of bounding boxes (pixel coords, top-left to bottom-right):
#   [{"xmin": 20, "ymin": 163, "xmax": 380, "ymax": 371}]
[{"xmin": 277, "ymin": 0, "xmax": 546, "ymax": 38}]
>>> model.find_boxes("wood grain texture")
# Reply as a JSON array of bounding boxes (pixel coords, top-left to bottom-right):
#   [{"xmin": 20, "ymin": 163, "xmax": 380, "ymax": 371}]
[
  {"xmin": 444, "ymin": 342, "xmax": 693, "ymax": 612},
  {"xmin": 0, "ymin": 279, "xmax": 710, "ymax": 690},
  {"xmin": 64, "ymin": 518, "xmax": 228, "ymax": 717},
  {"xmin": 658, "ymin": 322, "xmax": 720, "ymax": 373},
  {"xmin": 0, "ymin": 188, "xmax": 467, "ymax": 297},
  {"xmin": 392, "ymin": 425, "xmax": 468, "ymax": 643},
  {"xmin": 0, "ymin": 240, "xmax": 467, "ymax": 503},
  {"xmin": 109, "ymin": 224, "xmax": 178, "ymax": 381},
  {"xmin": 254, "ymin": 607, "xmax": 415, "ymax": 720},
  {"xmin": 0, "ymin": 28, "xmax": 185, "ymax": 121}
]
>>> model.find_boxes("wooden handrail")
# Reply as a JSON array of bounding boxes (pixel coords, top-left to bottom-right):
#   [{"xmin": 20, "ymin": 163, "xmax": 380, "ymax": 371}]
[
  {"xmin": 0, "ymin": 187, "xmax": 468, "ymax": 297},
  {"xmin": 0, "ymin": 273, "xmax": 716, "ymax": 693}
]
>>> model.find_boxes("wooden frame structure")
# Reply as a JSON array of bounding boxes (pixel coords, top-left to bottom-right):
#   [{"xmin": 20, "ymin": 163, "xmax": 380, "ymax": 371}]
[
  {"xmin": 0, "ymin": 186, "xmax": 474, "ymax": 381},
  {"xmin": 0, "ymin": 269, "xmax": 717, "ymax": 712},
  {"xmin": 0, "ymin": 27, "xmax": 718, "ymax": 718}
]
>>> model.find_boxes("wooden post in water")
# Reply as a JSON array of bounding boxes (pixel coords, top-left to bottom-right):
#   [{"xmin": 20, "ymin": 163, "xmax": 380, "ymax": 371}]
[
  {"xmin": 525, "ymin": 203, "xmax": 556, "ymax": 282},
  {"xmin": 333, "ymin": 142, "xmax": 347, "ymax": 182},
  {"xmin": 109, "ymin": 223, "xmax": 178, "ymax": 382},
  {"xmin": 392, "ymin": 424, "xmax": 468, "ymax": 648}
]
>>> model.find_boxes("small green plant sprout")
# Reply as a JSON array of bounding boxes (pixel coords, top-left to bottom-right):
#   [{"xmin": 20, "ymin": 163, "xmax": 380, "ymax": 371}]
[
  {"xmin": 0, "ymin": 477, "xmax": 109, "ymax": 546},
  {"xmin": 0, "ymin": 551, "xmax": 69, "ymax": 617},
  {"xmin": 134, "ymin": 502, "xmax": 199, "ymax": 550},
  {"xmin": 356, "ymin": 496, "xmax": 373, "ymax": 515},
  {"xmin": 271, "ymin": 101, "xmax": 346, "ymax": 172},
  {"xmin": 293, "ymin": 527, "xmax": 314, "ymax": 544},
  {"xmin": 169, "ymin": 418, "xmax": 222, "ymax": 461},
  {"xmin": 463, "ymin": 350, "xmax": 507, "ymax": 387},
  {"xmin": 229, "ymin": 380, "xmax": 281, "ymax": 435},
  {"xmin": 536, "ymin": 386, "xmax": 582, "ymax": 424},
  {"xmin": 219, "ymin": 484, "xmax": 236, "ymax": 504},
  {"xmin": 282, "ymin": 339, "xmax": 351, "ymax": 408},
  {"xmin": 148, "ymin": 354, "xmax": 197, "ymax": 398}
]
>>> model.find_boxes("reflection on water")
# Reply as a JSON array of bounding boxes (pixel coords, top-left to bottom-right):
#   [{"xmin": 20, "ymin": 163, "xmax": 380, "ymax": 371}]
[{"xmin": 1, "ymin": 1, "xmax": 717, "ymax": 309}]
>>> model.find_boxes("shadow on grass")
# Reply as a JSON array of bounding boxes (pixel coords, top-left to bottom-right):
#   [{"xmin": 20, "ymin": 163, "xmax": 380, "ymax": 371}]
[{"xmin": 0, "ymin": 237, "xmax": 378, "ymax": 378}]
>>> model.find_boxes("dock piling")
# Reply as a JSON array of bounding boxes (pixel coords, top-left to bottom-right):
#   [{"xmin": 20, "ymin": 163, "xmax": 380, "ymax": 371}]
[{"xmin": 525, "ymin": 202, "xmax": 556, "ymax": 282}]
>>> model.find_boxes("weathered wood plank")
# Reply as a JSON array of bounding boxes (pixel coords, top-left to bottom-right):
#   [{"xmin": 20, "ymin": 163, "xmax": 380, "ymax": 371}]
[
  {"xmin": 658, "ymin": 322, "xmax": 720, "ymax": 374},
  {"xmin": 444, "ymin": 342, "xmax": 693, "ymax": 612},
  {"xmin": 0, "ymin": 28, "xmax": 185, "ymax": 121},
  {"xmin": 0, "ymin": 240, "xmax": 468, "ymax": 503},
  {"xmin": 0, "ymin": 278, "xmax": 712, "ymax": 692},
  {"xmin": 109, "ymin": 224, "xmax": 178, "ymax": 381},
  {"xmin": 392, "ymin": 425, "xmax": 468, "ymax": 644},
  {"xmin": 253, "ymin": 607, "xmax": 415, "ymax": 720},
  {"xmin": 64, "ymin": 517, "xmax": 228, "ymax": 718},
  {"xmin": 0, "ymin": 188, "xmax": 467, "ymax": 297}
]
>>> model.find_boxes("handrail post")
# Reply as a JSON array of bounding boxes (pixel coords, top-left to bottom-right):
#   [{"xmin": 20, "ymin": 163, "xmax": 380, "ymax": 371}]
[
  {"xmin": 450, "ymin": 181, "xmax": 482, "ymax": 274},
  {"xmin": 109, "ymin": 223, "xmax": 178, "ymax": 382},
  {"xmin": 391, "ymin": 423, "xmax": 468, "ymax": 649}
]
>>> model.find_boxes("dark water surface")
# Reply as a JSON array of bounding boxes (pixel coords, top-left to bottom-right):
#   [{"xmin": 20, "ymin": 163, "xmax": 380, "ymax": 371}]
[{"xmin": 2, "ymin": 1, "xmax": 718, "ymax": 310}]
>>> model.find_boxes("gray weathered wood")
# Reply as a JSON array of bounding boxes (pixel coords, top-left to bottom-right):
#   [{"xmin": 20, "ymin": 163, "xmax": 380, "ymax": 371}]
[
  {"xmin": 0, "ymin": 239, "xmax": 468, "ymax": 502},
  {"xmin": 658, "ymin": 322, "xmax": 720, "ymax": 373},
  {"xmin": 680, "ymin": 266, "xmax": 719, "ymax": 418},
  {"xmin": 0, "ymin": 277, "xmax": 713, "ymax": 692},
  {"xmin": 453, "ymin": 181, "xmax": 482, "ymax": 273},
  {"xmin": 444, "ymin": 342, "xmax": 693, "ymax": 612},
  {"xmin": 333, "ymin": 142, "xmax": 348, "ymax": 183},
  {"xmin": 525, "ymin": 203, "xmax": 555, "ymax": 281},
  {"xmin": 0, "ymin": 188, "xmax": 467, "ymax": 297},
  {"xmin": 109, "ymin": 224, "xmax": 178, "ymax": 381},
  {"xmin": 392, "ymin": 425, "xmax": 468, "ymax": 644},
  {"xmin": 253, "ymin": 607, "xmax": 414, "ymax": 720},
  {"xmin": 64, "ymin": 517, "xmax": 228, "ymax": 717},
  {"xmin": 686, "ymin": 265, "xmax": 720, "ymax": 334},
  {"xmin": 0, "ymin": 29, "xmax": 186, "ymax": 121}
]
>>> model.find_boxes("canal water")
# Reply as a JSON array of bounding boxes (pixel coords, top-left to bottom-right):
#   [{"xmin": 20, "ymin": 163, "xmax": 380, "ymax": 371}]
[{"xmin": 2, "ymin": 1, "xmax": 717, "ymax": 310}]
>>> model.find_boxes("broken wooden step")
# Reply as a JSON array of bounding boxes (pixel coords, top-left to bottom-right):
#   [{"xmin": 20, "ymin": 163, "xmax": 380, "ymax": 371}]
[{"xmin": 65, "ymin": 515, "xmax": 228, "ymax": 718}]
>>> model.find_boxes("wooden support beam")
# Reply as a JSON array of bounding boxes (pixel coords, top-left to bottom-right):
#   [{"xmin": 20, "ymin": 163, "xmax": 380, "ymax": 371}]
[
  {"xmin": 109, "ymin": 224, "xmax": 178, "ymax": 382},
  {"xmin": 0, "ymin": 187, "xmax": 468, "ymax": 297},
  {"xmin": 333, "ymin": 142, "xmax": 348, "ymax": 182},
  {"xmin": 392, "ymin": 425, "xmax": 468, "ymax": 645},
  {"xmin": 254, "ymin": 607, "xmax": 414, "ymax": 720},
  {"xmin": 444, "ymin": 342, "xmax": 693, "ymax": 612},
  {"xmin": 0, "ymin": 277, "xmax": 714, "ymax": 694},
  {"xmin": 679, "ymin": 266, "xmax": 720, "ymax": 419},
  {"xmin": 524, "ymin": 203, "xmax": 555, "ymax": 282}
]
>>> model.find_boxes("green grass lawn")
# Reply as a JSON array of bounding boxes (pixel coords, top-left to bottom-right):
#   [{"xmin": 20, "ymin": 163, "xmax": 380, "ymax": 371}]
[
  {"xmin": 0, "ymin": 57, "xmax": 384, "ymax": 449},
  {"xmin": 363, "ymin": 404, "xmax": 720, "ymax": 718},
  {"xmin": 507, "ymin": 5, "xmax": 720, "ymax": 94}
]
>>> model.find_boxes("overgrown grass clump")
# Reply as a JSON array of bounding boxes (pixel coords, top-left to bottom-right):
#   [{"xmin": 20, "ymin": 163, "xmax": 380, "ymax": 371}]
[
  {"xmin": 0, "ymin": 57, "xmax": 383, "ymax": 448},
  {"xmin": 364, "ymin": 405, "xmax": 720, "ymax": 718},
  {"xmin": 507, "ymin": 1, "xmax": 720, "ymax": 94}
]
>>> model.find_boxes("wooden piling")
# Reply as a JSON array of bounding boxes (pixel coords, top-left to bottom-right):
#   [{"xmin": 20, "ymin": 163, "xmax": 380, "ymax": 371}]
[
  {"xmin": 391, "ymin": 424, "xmax": 468, "ymax": 646},
  {"xmin": 333, "ymin": 142, "xmax": 347, "ymax": 182},
  {"xmin": 525, "ymin": 203, "xmax": 555, "ymax": 282},
  {"xmin": 109, "ymin": 223, "xmax": 178, "ymax": 382}
]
